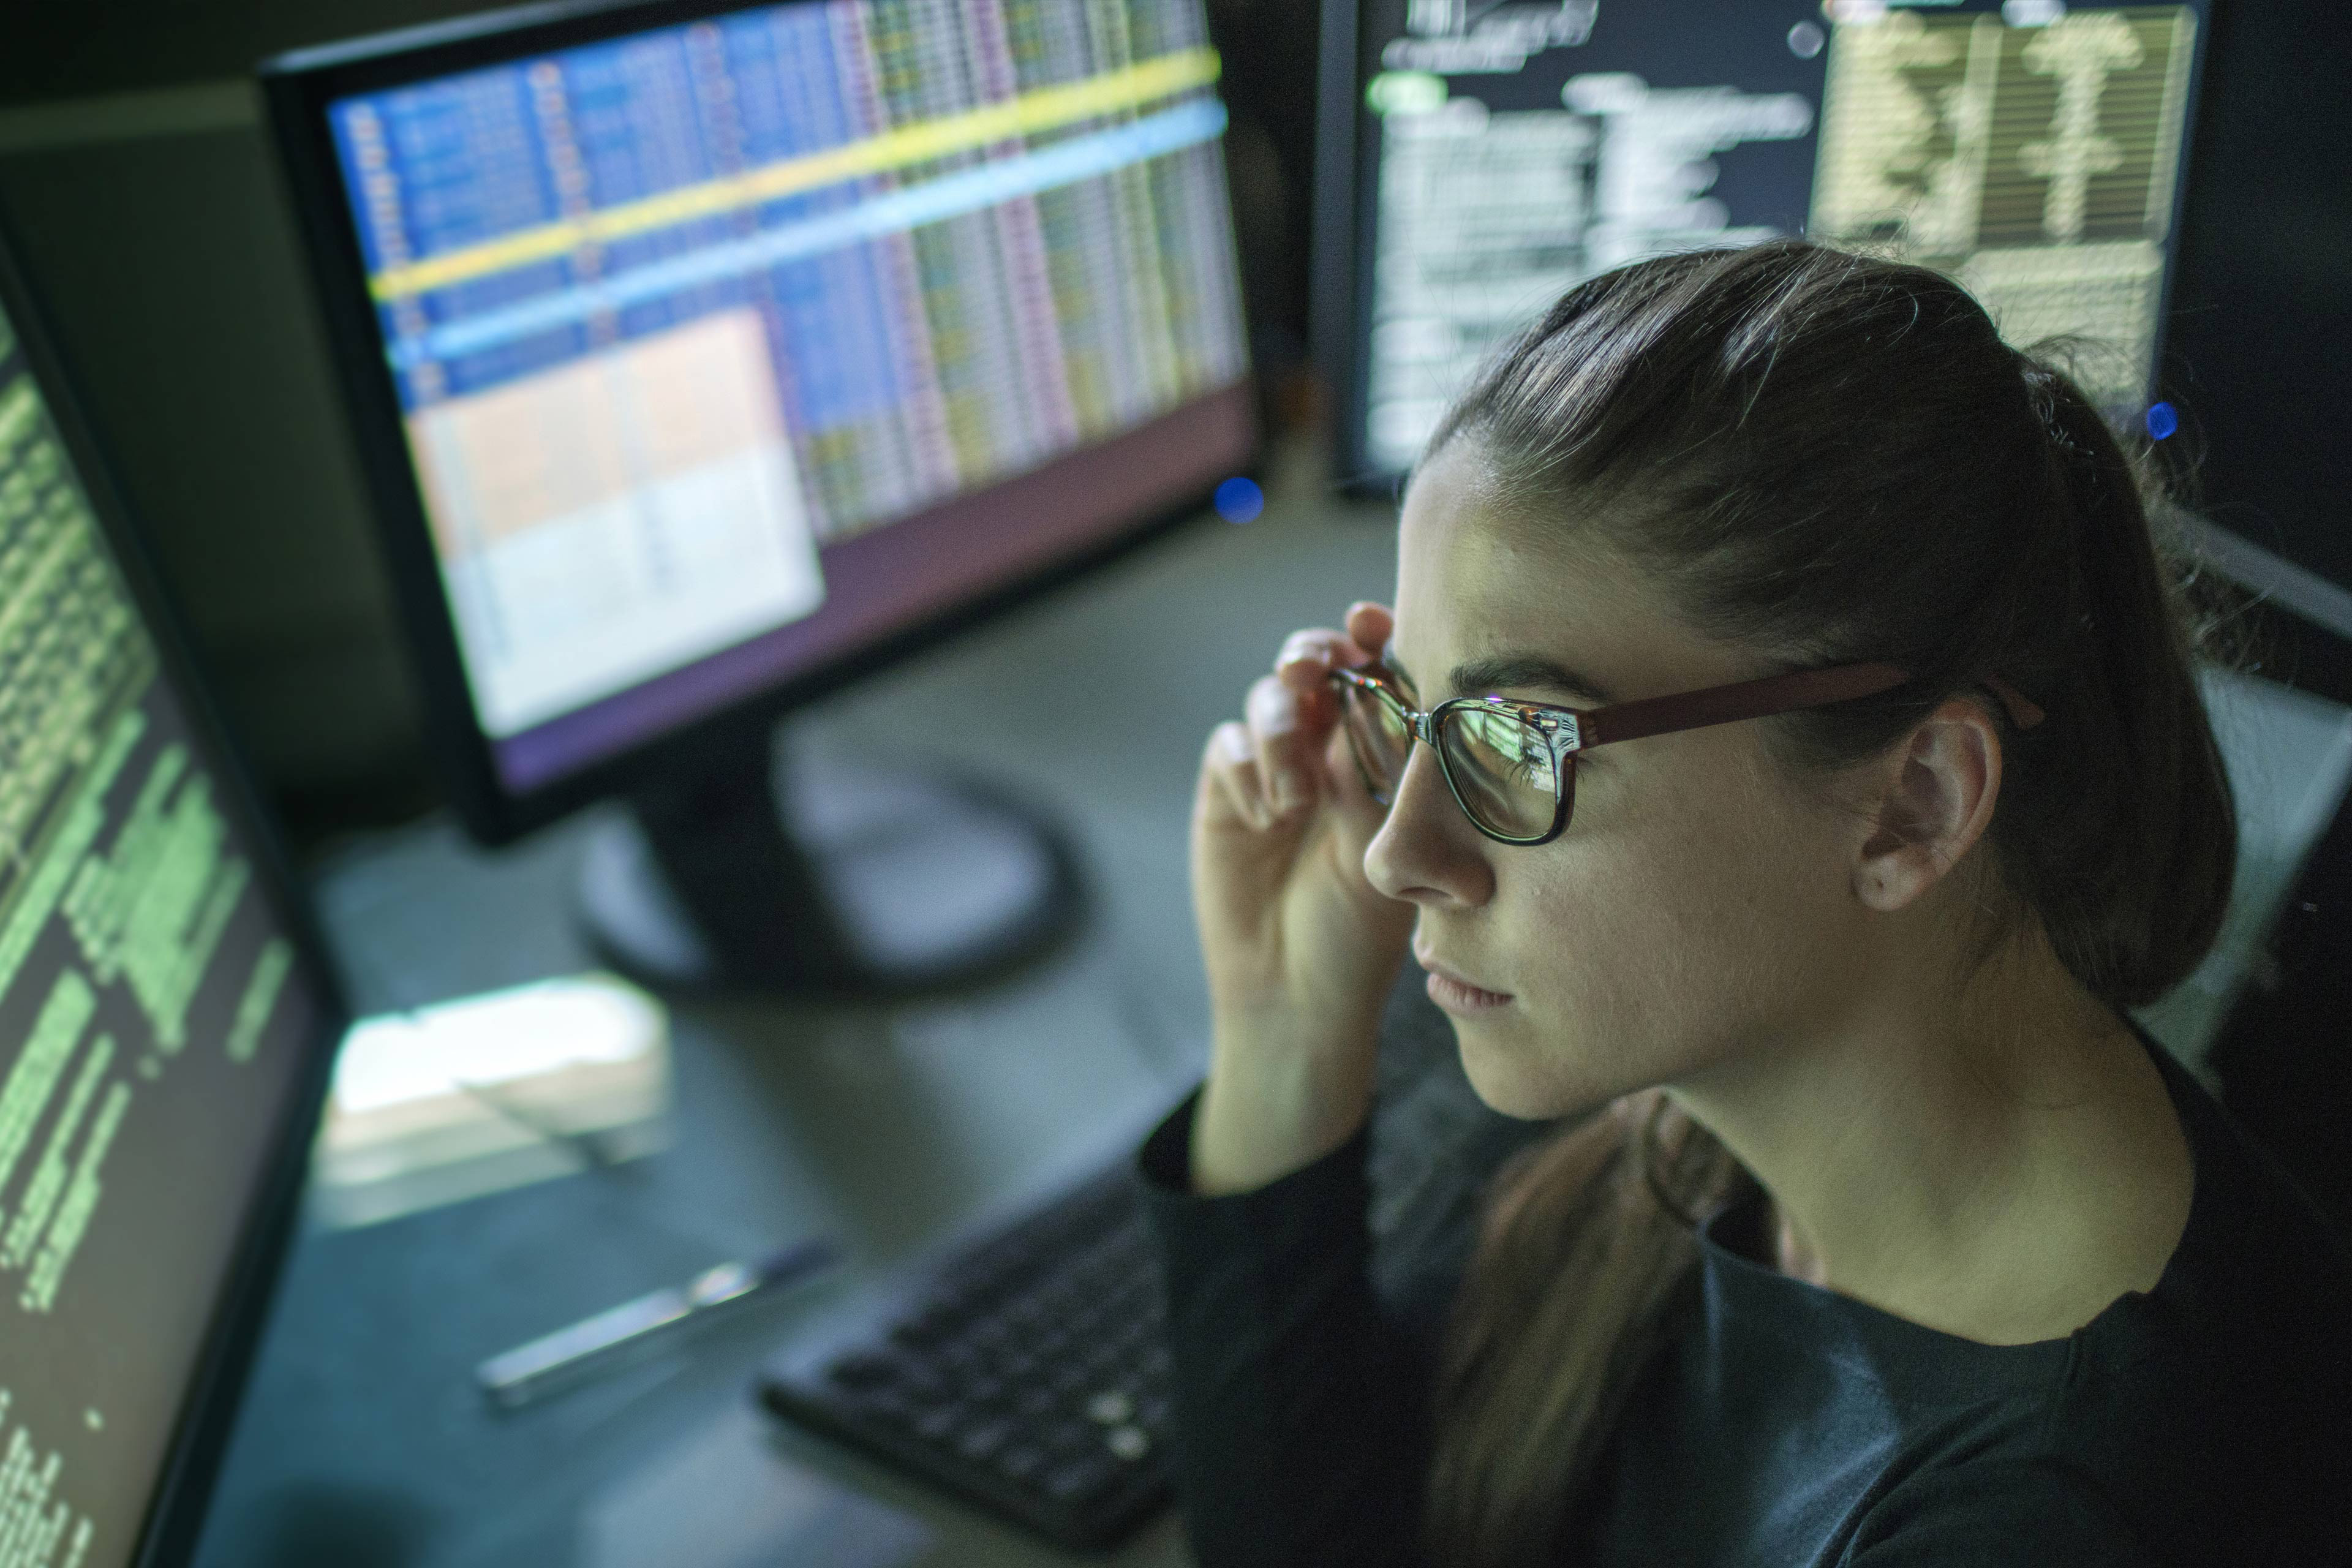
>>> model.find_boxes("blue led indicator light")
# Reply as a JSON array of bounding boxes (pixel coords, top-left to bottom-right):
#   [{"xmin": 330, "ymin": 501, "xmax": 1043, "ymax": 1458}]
[
  {"xmin": 2145, "ymin": 401, "xmax": 2179, "ymax": 440},
  {"xmin": 1215, "ymin": 476, "xmax": 1265, "ymax": 524}
]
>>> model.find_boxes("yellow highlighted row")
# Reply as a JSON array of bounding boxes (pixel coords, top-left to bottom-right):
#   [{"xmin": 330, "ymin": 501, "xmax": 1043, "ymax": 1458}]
[{"xmin": 369, "ymin": 47, "xmax": 1221, "ymax": 302}]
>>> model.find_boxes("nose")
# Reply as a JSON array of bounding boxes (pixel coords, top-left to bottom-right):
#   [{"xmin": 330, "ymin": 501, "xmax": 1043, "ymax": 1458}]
[{"xmin": 1363, "ymin": 741, "xmax": 1496, "ymax": 910}]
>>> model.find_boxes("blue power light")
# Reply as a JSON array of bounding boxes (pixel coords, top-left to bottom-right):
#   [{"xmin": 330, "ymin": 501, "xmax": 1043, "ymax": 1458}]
[
  {"xmin": 2145, "ymin": 401, "xmax": 2179, "ymax": 440},
  {"xmin": 1214, "ymin": 476, "xmax": 1265, "ymax": 524}
]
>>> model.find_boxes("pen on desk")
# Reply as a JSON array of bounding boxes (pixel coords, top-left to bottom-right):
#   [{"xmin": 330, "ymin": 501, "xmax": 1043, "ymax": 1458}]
[{"xmin": 477, "ymin": 1236, "xmax": 842, "ymax": 1409}]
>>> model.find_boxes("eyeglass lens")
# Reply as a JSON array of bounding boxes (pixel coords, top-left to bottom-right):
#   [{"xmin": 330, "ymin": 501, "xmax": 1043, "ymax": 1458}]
[{"xmin": 1336, "ymin": 682, "xmax": 1561, "ymax": 841}]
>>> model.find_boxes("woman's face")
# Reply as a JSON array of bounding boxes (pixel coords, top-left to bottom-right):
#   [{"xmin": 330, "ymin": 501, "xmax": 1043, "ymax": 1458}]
[{"xmin": 1366, "ymin": 440, "xmax": 1880, "ymax": 1119}]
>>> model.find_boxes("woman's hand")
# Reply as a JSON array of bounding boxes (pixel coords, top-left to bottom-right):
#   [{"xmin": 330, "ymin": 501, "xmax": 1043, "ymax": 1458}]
[{"xmin": 1188, "ymin": 602, "xmax": 1415, "ymax": 1194}]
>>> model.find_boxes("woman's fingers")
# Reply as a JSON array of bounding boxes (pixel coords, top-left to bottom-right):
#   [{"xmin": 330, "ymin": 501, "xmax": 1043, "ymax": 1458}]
[
  {"xmin": 1272, "ymin": 627, "xmax": 1360, "ymax": 689},
  {"xmin": 1203, "ymin": 609, "xmax": 1401, "ymax": 835},
  {"xmin": 1245, "ymin": 674, "xmax": 1322, "ymax": 818},
  {"xmin": 1201, "ymin": 721, "xmax": 1272, "ymax": 830}
]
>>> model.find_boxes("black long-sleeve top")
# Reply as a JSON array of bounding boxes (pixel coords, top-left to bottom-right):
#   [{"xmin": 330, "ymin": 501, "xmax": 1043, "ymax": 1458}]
[{"xmin": 1135, "ymin": 994, "xmax": 2352, "ymax": 1566}]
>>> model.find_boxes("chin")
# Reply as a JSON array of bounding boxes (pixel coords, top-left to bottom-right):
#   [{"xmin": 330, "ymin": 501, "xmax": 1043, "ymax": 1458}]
[
  {"xmin": 1439, "ymin": 1020, "xmax": 1627, "ymax": 1128},
  {"xmin": 1451, "ymin": 1016, "xmax": 1583, "ymax": 1121}
]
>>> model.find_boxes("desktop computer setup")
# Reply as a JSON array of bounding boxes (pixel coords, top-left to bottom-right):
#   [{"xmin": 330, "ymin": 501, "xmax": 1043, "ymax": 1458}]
[
  {"xmin": 263, "ymin": 0, "xmax": 1259, "ymax": 1001},
  {"xmin": 3, "ymin": 0, "xmax": 2345, "ymax": 1561}
]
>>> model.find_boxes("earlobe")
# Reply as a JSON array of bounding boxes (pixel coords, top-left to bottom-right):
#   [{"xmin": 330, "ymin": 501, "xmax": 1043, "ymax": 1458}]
[{"xmin": 1852, "ymin": 701, "xmax": 2003, "ymax": 913}]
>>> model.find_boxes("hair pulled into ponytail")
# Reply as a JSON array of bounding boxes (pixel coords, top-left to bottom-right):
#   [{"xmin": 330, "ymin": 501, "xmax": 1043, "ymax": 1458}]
[
  {"xmin": 1416, "ymin": 241, "xmax": 2250, "ymax": 1566},
  {"xmin": 2007, "ymin": 360, "xmax": 2239, "ymax": 1006}
]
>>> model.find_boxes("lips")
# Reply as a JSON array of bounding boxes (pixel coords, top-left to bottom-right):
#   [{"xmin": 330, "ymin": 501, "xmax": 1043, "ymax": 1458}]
[{"xmin": 1411, "ymin": 949, "xmax": 1505, "ymax": 1001}]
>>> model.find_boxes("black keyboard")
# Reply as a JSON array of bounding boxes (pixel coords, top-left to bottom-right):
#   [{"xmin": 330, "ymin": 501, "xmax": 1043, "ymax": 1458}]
[{"xmin": 758, "ymin": 1155, "xmax": 1173, "ymax": 1550}]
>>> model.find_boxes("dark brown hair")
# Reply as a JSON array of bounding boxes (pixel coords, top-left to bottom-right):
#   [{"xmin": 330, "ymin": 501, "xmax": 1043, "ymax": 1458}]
[{"xmin": 1414, "ymin": 241, "xmax": 2249, "ymax": 1565}]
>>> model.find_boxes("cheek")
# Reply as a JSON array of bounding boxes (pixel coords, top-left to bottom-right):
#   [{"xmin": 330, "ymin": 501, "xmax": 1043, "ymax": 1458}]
[{"xmin": 1496, "ymin": 747, "xmax": 1845, "ymax": 1098}]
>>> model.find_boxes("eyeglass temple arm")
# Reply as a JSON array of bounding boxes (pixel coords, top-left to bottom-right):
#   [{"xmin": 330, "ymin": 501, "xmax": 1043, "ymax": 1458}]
[{"xmin": 1575, "ymin": 663, "xmax": 1913, "ymax": 749}]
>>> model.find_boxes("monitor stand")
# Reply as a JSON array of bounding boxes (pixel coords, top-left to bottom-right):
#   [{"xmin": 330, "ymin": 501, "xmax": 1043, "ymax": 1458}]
[{"xmin": 575, "ymin": 729, "xmax": 1084, "ymax": 998}]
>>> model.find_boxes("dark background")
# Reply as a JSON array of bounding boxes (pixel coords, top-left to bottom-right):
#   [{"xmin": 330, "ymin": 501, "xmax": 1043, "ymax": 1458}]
[{"xmin": 2161, "ymin": 0, "xmax": 2352, "ymax": 587}]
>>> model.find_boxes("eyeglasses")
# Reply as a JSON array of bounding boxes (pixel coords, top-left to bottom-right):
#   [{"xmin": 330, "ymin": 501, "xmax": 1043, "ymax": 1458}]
[{"xmin": 1329, "ymin": 657, "xmax": 1934, "ymax": 846}]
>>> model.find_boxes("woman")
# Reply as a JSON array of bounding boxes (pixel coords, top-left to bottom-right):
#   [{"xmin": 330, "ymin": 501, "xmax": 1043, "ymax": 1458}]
[{"xmin": 1135, "ymin": 243, "xmax": 2350, "ymax": 1565}]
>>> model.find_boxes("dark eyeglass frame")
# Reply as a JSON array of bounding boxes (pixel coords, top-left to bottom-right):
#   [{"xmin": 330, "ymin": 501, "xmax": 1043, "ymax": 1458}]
[{"xmin": 1329, "ymin": 658, "xmax": 2045, "ymax": 846}]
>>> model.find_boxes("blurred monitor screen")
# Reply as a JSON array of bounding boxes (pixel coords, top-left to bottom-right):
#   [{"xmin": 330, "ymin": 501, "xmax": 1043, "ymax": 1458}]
[
  {"xmin": 0, "ymin": 251, "xmax": 337, "ymax": 1562},
  {"xmin": 1322, "ymin": 0, "xmax": 2207, "ymax": 484},
  {"xmin": 269, "ymin": 0, "xmax": 1254, "ymax": 818}
]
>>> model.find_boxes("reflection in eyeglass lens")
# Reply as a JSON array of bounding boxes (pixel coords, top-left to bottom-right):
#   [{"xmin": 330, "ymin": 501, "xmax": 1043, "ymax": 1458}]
[
  {"xmin": 1442, "ymin": 705, "xmax": 1558, "ymax": 839},
  {"xmin": 1340, "ymin": 684, "xmax": 1412, "ymax": 799}
]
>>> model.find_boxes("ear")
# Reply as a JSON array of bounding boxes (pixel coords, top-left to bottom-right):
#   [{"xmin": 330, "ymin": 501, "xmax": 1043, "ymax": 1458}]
[{"xmin": 1853, "ymin": 698, "xmax": 2003, "ymax": 912}]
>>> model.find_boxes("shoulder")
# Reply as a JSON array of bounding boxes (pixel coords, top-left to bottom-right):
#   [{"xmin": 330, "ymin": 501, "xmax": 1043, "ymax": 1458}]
[
  {"xmin": 2113, "ymin": 1048, "xmax": 2352, "ymax": 1401},
  {"xmin": 1986, "ymin": 1046, "xmax": 2352, "ymax": 1559},
  {"xmin": 1846, "ymin": 1044, "xmax": 2352, "ymax": 1566},
  {"xmin": 1841, "ymin": 1458, "xmax": 2148, "ymax": 1568},
  {"xmin": 2100, "ymin": 1036, "xmax": 2352, "ymax": 1385},
  {"xmin": 1845, "ymin": 1408, "xmax": 2349, "ymax": 1568}
]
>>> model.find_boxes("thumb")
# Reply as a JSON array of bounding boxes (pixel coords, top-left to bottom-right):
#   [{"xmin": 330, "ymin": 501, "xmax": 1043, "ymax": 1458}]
[
  {"xmin": 1343, "ymin": 602, "xmax": 1394, "ymax": 658},
  {"xmin": 1315, "ymin": 722, "xmax": 1390, "ymax": 867}
]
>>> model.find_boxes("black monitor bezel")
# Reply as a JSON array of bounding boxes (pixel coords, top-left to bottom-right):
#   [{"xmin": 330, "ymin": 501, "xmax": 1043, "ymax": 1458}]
[
  {"xmin": 1312, "ymin": 0, "xmax": 2215, "ymax": 499},
  {"xmin": 259, "ymin": 0, "xmax": 1260, "ymax": 847},
  {"xmin": 0, "ymin": 219, "xmax": 352, "ymax": 1568}
]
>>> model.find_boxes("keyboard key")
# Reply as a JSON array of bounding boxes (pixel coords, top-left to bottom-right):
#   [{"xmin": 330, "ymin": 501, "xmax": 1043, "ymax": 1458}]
[
  {"xmin": 955, "ymin": 1417, "xmax": 1012, "ymax": 1464},
  {"xmin": 1044, "ymin": 1451, "xmax": 1117, "ymax": 1504},
  {"xmin": 968, "ymin": 1319, "xmax": 1015, "ymax": 1358},
  {"xmin": 856, "ymin": 1389, "xmax": 915, "ymax": 1428},
  {"xmin": 1106, "ymin": 1425, "xmax": 1152, "ymax": 1462},
  {"xmin": 1085, "ymin": 1389, "xmax": 1134, "ymax": 1426},
  {"xmin": 891, "ymin": 1303, "xmax": 957, "ymax": 1350},
  {"xmin": 1042, "ymin": 1417, "xmax": 1095, "ymax": 1457}
]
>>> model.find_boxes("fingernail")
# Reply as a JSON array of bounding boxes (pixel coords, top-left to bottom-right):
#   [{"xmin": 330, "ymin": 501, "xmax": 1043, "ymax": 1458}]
[{"xmin": 1248, "ymin": 684, "xmax": 1297, "ymax": 736}]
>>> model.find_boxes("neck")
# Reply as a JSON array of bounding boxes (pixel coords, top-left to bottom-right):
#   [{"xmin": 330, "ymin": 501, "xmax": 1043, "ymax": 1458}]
[{"xmin": 1668, "ymin": 926, "xmax": 2192, "ymax": 1345}]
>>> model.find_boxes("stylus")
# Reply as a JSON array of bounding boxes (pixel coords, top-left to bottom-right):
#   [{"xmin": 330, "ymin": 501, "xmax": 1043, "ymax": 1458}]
[{"xmin": 477, "ymin": 1235, "xmax": 842, "ymax": 1409}]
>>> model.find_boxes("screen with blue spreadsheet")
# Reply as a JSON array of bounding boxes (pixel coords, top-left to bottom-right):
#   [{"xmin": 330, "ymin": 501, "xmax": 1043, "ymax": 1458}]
[
  {"xmin": 294, "ymin": 0, "xmax": 1253, "ymax": 799},
  {"xmin": 0, "ymin": 277, "xmax": 332, "ymax": 1562},
  {"xmin": 1322, "ymin": 0, "xmax": 2206, "ymax": 484}
]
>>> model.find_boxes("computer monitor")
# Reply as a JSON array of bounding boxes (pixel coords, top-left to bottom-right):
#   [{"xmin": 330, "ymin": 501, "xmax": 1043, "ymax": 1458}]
[
  {"xmin": 0, "ymin": 228, "xmax": 346, "ymax": 1564},
  {"xmin": 260, "ymin": 0, "xmax": 1257, "ymax": 993},
  {"xmin": 1314, "ymin": 0, "xmax": 2210, "ymax": 488}
]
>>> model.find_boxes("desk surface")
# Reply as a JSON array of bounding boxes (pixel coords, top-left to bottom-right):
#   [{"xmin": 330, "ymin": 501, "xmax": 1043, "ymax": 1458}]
[{"xmin": 187, "ymin": 445, "xmax": 1401, "ymax": 1568}]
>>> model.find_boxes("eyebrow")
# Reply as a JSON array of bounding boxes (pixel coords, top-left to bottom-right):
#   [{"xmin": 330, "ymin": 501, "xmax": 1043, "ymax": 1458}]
[{"xmin": 1387, "ymin": 650, "xmax": 1618, "ymax": 707}]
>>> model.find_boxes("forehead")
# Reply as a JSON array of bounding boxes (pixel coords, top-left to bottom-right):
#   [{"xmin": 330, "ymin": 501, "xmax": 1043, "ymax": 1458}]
[
  {"xmin": 1392, "ymin": 447, "xmax": 1618, "ymax": 682},
  {"xmin": 1392, "ymin": 444, "xmax": 1652, "ymax": 698},
  {"xmin": 1397, "ymin": 456, "xmax": 1553, "ymax": 598}
]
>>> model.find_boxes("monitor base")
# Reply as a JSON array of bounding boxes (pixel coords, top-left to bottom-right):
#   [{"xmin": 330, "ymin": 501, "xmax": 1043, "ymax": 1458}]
[{"xmin": 576, "ymin": 740, "xmax": 1084, "ymax": 998}]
